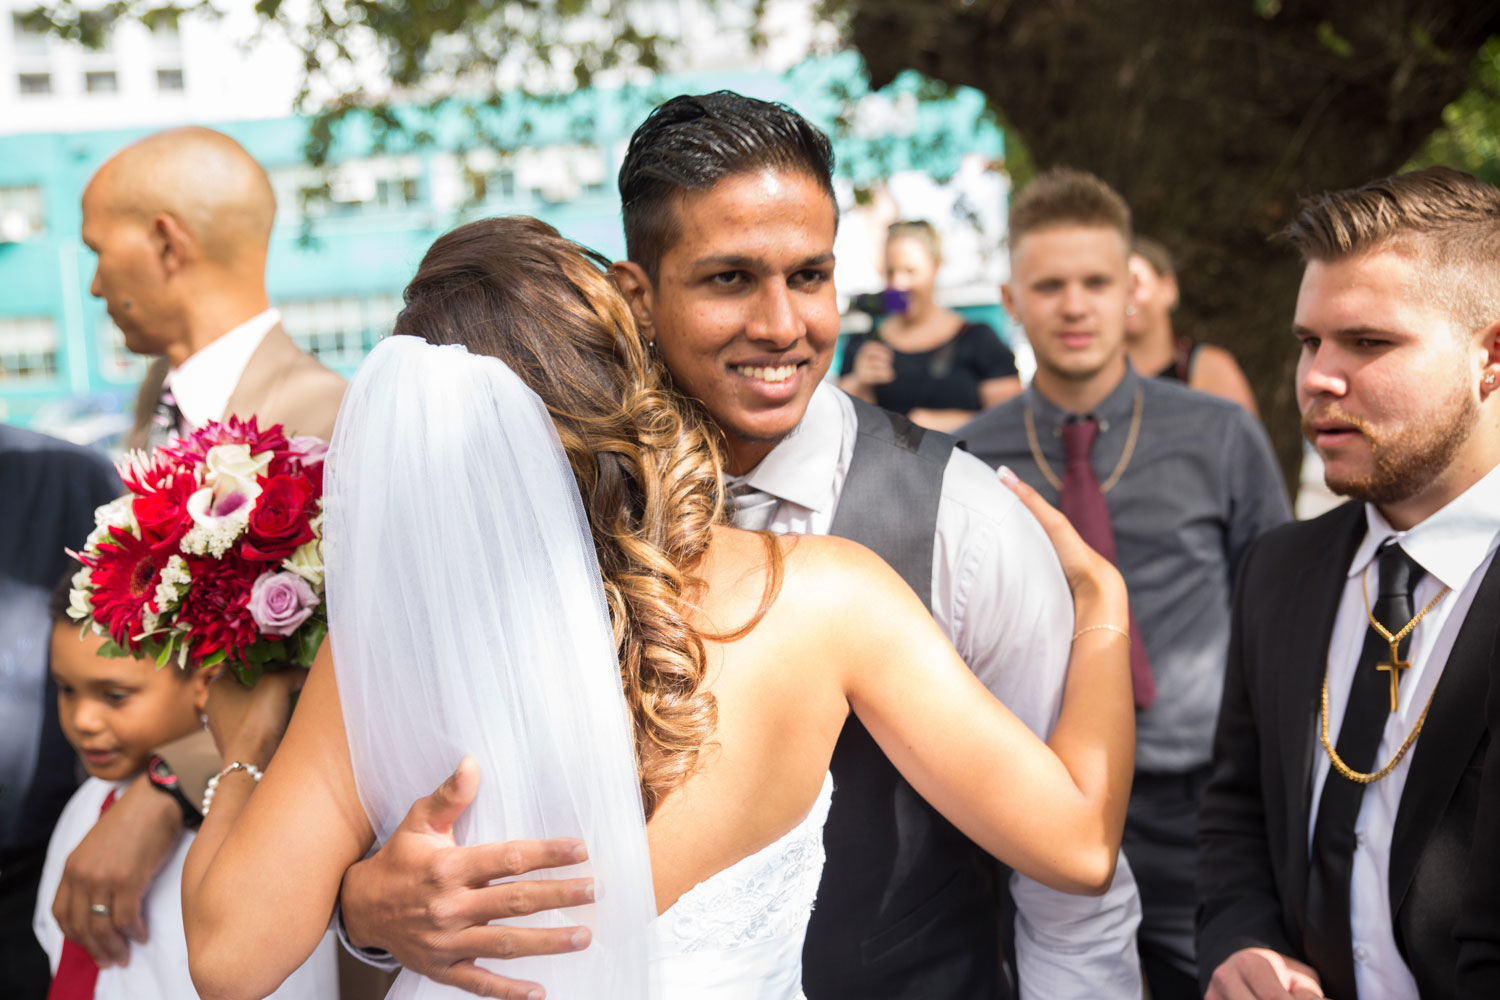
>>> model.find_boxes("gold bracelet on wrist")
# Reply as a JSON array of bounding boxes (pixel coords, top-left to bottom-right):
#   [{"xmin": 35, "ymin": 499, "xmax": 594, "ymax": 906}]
[{"xmin": 1072, "ymin": 623, "xmax": 1130, "ymax": 643}]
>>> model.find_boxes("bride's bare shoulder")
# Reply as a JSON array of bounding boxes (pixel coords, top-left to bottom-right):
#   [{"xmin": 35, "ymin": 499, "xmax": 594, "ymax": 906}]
[{"xmin": 707, "ymin": 526, "xmax": 920, "ymax": 620}]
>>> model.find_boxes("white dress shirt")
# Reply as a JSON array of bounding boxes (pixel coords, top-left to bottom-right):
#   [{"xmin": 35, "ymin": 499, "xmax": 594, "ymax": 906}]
[
  {"xmin": 1309, "ymin": 459, "xmax": 1500, "ymax": 1000},
  {"xmin": 35, "ymin": 776, "xmax": 338, "ymax": 1000},
  {"xmin": 728, "ymin": 382, "xmax": 1143, "ymax": 1000},
  {"xmin": 166, "ymin": 309, "xmax": 280, "ymax": 431}
]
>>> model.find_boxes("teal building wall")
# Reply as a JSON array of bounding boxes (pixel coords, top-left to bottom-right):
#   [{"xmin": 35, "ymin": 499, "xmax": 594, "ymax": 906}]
[{"xmin": 0, "ymin": 58, "xmax": 1004, "ymax": 432}]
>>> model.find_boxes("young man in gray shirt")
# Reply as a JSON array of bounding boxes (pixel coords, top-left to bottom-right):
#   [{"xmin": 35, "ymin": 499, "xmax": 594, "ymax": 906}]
[{"xmin": 962, "ymin": 168, "xmax": 1290, "ymax": 1000}]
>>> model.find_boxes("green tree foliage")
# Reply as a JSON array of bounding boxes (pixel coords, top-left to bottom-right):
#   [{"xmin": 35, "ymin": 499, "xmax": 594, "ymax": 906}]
[
  {"xmin": 1410, "ymin": 38, "xmax": 1500, "ymax": 185},
  {"xmin": 842, "ymin": 0, "xmax": 1500, "ymax": 489}
]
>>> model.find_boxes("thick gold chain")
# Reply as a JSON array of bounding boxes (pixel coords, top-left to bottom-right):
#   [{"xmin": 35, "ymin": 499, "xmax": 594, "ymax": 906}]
[
  {"xmin": 1023, "ymin": 388, "xmax": 1144, "ymax": 493},
  {"xmin": 1319, "ymin": 565, "xmax": 1449, "ymax": 784},
  {"xmin": 1361, "ymin": 566, "xmax": 1448, "ymax": 650},
  {"xmin": 1320, "ymin": 675, "xmax": 1435, "ymax": 784}
]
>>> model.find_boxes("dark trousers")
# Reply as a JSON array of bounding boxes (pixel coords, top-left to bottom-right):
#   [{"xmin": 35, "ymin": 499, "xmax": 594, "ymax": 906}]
[
  {"xmin": 1123, "ymin": 765, "xmax": 1212, "ymax": 1000},
  {"xmin": 1, "ymin": 848, "xmax": 53, "ymax": 1000}
]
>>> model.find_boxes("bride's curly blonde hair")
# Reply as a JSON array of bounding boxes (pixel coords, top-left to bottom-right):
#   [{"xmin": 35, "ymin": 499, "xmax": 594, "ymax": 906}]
[{"xmin": 392, "ymin": 215, "xmax": 779, "ymax": 819}]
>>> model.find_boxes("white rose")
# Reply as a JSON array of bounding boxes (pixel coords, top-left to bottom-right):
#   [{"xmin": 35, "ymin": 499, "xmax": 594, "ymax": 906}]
[
  {"xmin": 86, "ymin": 495, "xmax": 138, "ymax": 548},
  {"xmin": 282, "ymin": 538, "xmax": 324, "ymax": 591}
]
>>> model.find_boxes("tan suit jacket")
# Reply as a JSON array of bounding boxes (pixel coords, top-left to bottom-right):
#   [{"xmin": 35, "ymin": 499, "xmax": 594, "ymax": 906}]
[{"xmin": 128, "ymin": 325, "xmax": 346, "ymax": 450}]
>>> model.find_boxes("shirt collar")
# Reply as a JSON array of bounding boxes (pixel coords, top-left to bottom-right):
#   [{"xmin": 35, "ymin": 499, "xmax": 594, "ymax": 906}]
[
  {"xmin": 723, "ymin": 380, "xmax": 842, "ymax": 514},
  {"xmin": 1347, "ymin": 458, "xmax": 1500, "ymax": 590},
  {"xmin": 1024, "ymin": 361, "xmax": 1141, "ymax": 429},
  {"xmin": 167, "ymin": 309, "xmax": 280, "ymax": 429}
]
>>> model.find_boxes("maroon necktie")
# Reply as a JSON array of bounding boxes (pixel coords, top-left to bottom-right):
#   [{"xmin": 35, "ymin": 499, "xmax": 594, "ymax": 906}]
[
  {"xmin": 1059, "ymin": 418, "xmax": 1157, "ymax": 709},
  {"xmin": 47, "ymin": 788, "xmax": 118, "ymax": 1000}
]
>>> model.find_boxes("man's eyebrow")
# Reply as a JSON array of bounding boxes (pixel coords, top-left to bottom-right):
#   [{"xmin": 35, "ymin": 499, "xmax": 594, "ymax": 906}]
[
  {"xmin": 1292, "ymin": 324, "xmax": 1404, "ymax": 339},
  {"xmin": 689, "ymin": 252, "xmax": 835, "ymax": 271}
]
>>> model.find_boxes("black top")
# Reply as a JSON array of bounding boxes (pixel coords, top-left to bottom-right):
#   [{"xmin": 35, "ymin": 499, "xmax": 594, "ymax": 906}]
[
  {"xmin": 1154, "ymin": 334, "xmax": 1201, "ymax": 383},
  {"xmin": 840, "ymin": 321, "xmax": 1017, "ymax": 416}
]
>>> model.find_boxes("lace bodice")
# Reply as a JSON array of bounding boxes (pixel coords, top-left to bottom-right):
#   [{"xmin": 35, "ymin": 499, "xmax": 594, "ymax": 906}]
[{"xmin": 650, "ymin": 773, "xmax": 833, "ymax": 998}]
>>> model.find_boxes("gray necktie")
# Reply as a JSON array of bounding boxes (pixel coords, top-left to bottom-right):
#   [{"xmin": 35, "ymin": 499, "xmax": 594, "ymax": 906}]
[{"xmin": 728, "ymin": 483, "xmax": 780, "ymax": 531}]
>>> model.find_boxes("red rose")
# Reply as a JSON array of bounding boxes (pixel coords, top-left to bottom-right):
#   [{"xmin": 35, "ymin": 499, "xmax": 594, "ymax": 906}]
[{"xmin": 242, "ymin": 474, "xmax": 316, "ymax": 561}]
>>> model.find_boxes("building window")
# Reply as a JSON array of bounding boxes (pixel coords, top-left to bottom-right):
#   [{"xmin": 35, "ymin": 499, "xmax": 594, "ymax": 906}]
[
  {"xmin": 0, "ymin": 185, "xmax": 45, "ymax": 241},
  {"xmin": 470, "ymin": 168, "xmax": 517, "ymax": 203},
  {"xmin": 84, "ymin": 70, "xmax": 118, "ymax": 93},
  {"xmin": 0, "ymin": 317, "xmax": 59, "ymax": 382},
  {"xmin": 280, "ymin": 296, "xmax": 400, "ymax": 368},
  {"xmin": 18, "ymin": 72, "xmax": 52, "ymax": 95},
  {"xmin": 96, "ymin": 319, "xmax": 148, "ymax": 382},
  {"xmin": 156, "ymin": 67, "xmax": 184, "ymax": 91}
]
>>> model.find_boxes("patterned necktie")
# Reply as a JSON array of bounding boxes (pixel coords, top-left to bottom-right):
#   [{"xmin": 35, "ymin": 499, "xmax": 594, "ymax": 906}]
[
  {"xmin": 728, "ymin": 483, "xmax": 780, "ymax": 532},
  {"xmin": 47, "ymin": 788, "xmax": 118, "ymax": 1000},
  {"xmin": 1303, "ymin": 541, "xmax": 1422, "ymax": 1000},
  {"xmin": 144, "ymin": 383, "xmax": 184, "ymax": 451},
  {"xmin": 1059, "ymin": 418, "xmax": 1157, "ymax": 709}
]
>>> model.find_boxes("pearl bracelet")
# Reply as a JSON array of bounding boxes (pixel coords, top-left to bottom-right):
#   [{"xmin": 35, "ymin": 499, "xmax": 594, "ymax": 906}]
[
  {"xmin": 1072, "ymin": 623, "xmax": 1130, "ymax": 643},
  {"xmin": 202, "ymin": 761, "xmax": 264, "ymax": 817}
]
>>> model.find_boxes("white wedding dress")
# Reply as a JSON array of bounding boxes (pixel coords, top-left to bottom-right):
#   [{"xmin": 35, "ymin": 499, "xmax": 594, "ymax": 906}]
[
  {"xmin": 651, "ymin": 772, "xmax": 833, "ymax": 999},
  {"xmin": 325, "ymin": 337, "xmax": 830, "ymax": 998}
]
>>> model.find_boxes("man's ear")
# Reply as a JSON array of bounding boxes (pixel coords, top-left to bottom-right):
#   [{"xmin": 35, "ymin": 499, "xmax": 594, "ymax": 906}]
[
  {"xmin": 153, "ymin": 212, "xmax": 195, "ymax": 278},
  {"xmin": 1000, "ymin": 282, "xmax": 1019, "ymax": 325},
  {"xmin": 1478, "ymin": 318, "xmax": 1500, "ymax": 401},
  {"xmin": 609, "ymin": 261, "xmax": 657, "ymax": 343}
]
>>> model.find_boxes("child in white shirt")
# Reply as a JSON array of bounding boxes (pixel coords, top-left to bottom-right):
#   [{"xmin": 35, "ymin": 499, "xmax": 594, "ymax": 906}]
[{"xmin": 34, "ymin": 580, "xmax": 336, "ymax": 999}]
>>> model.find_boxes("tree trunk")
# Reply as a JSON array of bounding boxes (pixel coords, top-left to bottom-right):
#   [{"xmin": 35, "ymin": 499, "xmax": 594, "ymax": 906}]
[{"xmin": 847, "ymin": 0, "xmax": 1500, "ymax": 496}]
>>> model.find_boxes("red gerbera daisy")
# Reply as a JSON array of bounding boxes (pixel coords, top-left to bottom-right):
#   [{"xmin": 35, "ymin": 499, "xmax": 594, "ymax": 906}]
[{"xmin": 84, "ymin": 526, "xmax": 164, "ymax": 648}]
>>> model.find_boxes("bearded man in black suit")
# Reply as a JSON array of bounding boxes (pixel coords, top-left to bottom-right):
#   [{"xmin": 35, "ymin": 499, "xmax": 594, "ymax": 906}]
[{"xmin": 1197, "ymin": 166, "xmax": 1500, "ymax": 1000}]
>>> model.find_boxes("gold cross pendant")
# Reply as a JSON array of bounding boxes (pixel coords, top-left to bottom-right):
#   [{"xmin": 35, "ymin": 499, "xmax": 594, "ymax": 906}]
[{"xmin": 1377, "ymin": 641, "xmax": 1410, "ymax": 712}]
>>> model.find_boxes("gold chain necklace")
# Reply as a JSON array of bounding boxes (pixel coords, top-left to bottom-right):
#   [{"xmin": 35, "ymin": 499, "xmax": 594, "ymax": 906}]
[
  {"xmin": 1361, "ymin": 566, "xmax": 1448, "ymax": 712},
  {"xmin": 1319, "ymin": 566, "xmax": 1449, "ymax": 784},
  {"xmin": 1320, "ymin": 677, "xmax": 1436, "ymax": 785},
  {"xmin": 1023, "ymin": 387, "xmax": 1144, "ymax": 493}
]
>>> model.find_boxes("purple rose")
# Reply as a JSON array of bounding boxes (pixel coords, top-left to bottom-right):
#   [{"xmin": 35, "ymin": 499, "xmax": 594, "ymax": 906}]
[{"xmin": 248, "ymin": 570, "xmax": 319, "ymax": 637}]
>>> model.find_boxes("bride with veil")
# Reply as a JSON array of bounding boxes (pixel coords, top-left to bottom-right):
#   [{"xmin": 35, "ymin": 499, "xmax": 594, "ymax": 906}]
[{"xmin": 181, "ymin": 216, "xmax": 1135, "ymax": 999}]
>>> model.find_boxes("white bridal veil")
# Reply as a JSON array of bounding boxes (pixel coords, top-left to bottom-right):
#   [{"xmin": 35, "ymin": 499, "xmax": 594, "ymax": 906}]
[{"xmin": 323, "ymin": 335, "xmax": 655, "ymax": 997}]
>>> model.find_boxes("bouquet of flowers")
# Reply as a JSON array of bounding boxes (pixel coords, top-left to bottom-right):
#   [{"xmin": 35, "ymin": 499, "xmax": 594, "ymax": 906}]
[{"xmin": 67, "ymin": 417, "xmax": 328, "ymax": 685}]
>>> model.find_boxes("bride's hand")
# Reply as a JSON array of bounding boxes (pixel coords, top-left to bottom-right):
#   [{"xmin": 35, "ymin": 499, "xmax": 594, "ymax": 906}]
[
  {"xmin": 997, "ymin": 466, "xmax": 1125, "ymax": 604},
  {"xmin": 203, "ymin": 667, "xmax": 308, "ymax": 765}
]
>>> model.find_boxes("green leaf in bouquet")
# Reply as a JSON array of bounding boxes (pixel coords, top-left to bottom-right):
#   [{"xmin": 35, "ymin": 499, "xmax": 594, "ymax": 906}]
[
  {"xmin": 199, "ymin": 648, "xmax": 228, "ymax": 670},
  {"xmin": 154, "ymin": 637, "xmax": 176, "ymax": 670},
  {"xmin": 295, "ymin": 619, "xmax": 328, "ymax": 668},
  {"xmin": 245, "ymin": 639, "xmax": 285, "ymax": 665},
  {"xmin": 232, "ymin": 661, "xmax": 266, "ymax": 687},
  {"xmin": 94, "ymin": 638, "xmax": 133, "ymax": 658}
]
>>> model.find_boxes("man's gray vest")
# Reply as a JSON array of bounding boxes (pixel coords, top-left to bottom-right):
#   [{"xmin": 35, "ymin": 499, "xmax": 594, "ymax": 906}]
[{"xmin": 802, "ymin": 398, "xmax": 1002, "ymax": 1000}]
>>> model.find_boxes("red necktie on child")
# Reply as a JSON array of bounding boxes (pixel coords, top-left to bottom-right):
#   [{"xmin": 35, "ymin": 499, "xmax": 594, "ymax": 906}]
[
  {"xmin": 47, "ymin": 788, "xmax": 119, "ymax": 1000},
  {"xmin": 1059, "ymin": 418, "xmax": 1157, "ymax": 709}
]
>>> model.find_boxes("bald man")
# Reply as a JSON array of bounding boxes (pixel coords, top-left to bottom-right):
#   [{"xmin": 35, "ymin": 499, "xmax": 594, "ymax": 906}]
[
  {"xmin": 74, "ymin": 126, "xmax": 345, "ymax": 450},
  {"xmin": 52, "ymin": 127, "xmax": 374, "ymax": 994}
]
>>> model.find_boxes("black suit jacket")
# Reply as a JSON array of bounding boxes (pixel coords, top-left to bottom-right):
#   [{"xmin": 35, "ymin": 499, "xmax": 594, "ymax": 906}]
[{"xmin": 1196, "ymin": 501, "xmax": 1500, "ymax": 999}]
